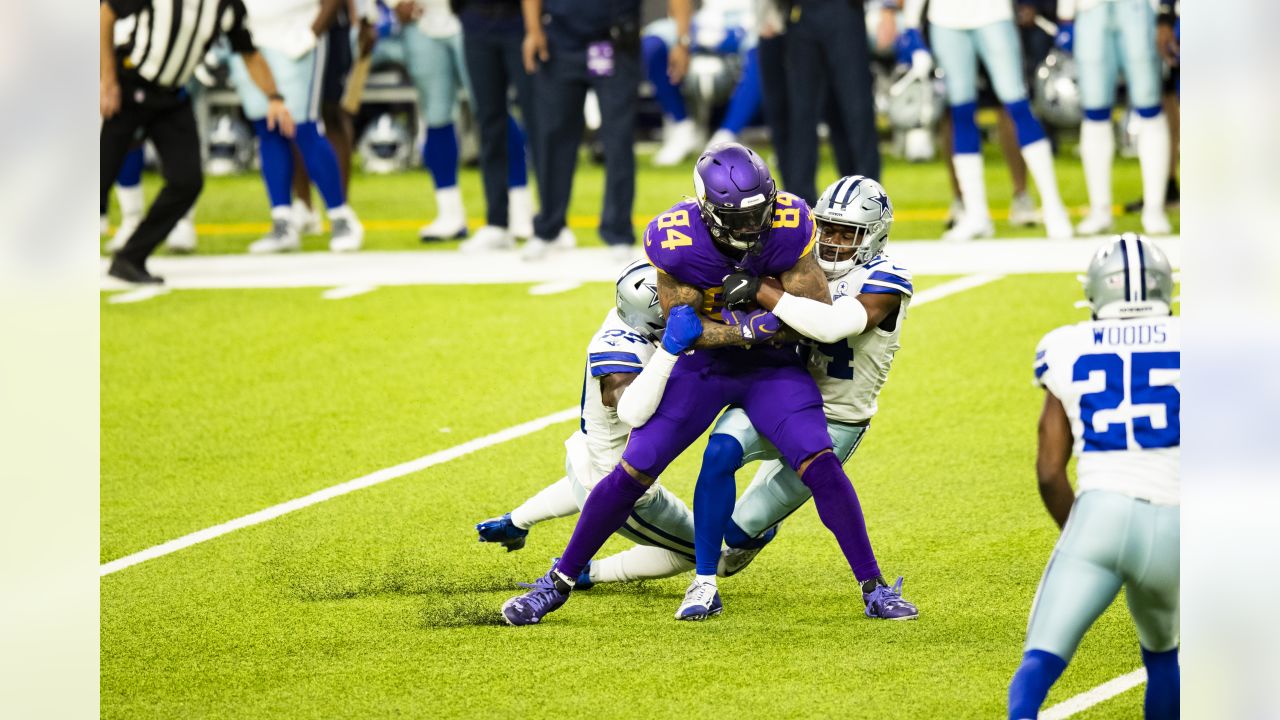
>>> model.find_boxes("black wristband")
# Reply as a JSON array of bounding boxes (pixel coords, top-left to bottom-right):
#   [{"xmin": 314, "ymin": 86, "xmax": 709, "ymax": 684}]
[{"xmin": 267, "ymin": 93, "xmax": 284, "ymax": 102}]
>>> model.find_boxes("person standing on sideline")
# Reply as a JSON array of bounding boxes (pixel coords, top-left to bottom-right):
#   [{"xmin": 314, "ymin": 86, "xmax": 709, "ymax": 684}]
[
  {"xmin": 227, "ymin": 0, "xmax": 365, "ymax": 254},
  {"xmin": 1057, "ymin": 0, "xmax": 1173, "ymax": 236},
  {"xmin": 456, "ymin": 0, "xmax": 538, "ymax": 252},
  {"xmin": 289, "ymin": 0, "xmax": 379, "ymax": 235},
  {"xmin": 101, "ymin": 0, "xmax": 295, "ymax": 284},
  {"xmin": 520, "ymin": 0, "xmax": 692, "ymax": 262},
  {"xmin": 898, "ymin": 0, "xmax": 1073, "ymax": 241},
  {"xmin": 783, "ymin": 0, "xmax": 880, "ymax": 205},
  {"xmin": 395, "ymin": 0, "xmax": 473, "ymax": 242}
]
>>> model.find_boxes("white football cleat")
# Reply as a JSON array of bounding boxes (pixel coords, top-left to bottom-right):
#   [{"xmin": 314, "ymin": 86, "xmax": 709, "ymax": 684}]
[
  {"xmin": 1042, "ymin": 204, "xmax": 1073, "ymax": 240},
  {"xmin": 1075, "ymin": 210, "xmax": 1113, "ymax": 236},
  {"xmin": 653, "ymin": 119, "xmax": 698, "ymax": 167},
  {"xmin": 329, "ymin": 212, "xmax": 364, "ymax": 253},
  {"xmin": 292, "ymin": 199, "xmax": 323, "ymax": 236},
  {"xmin": 706, "ymin": 128, "xmax": 737, "ymax": 150},
  {"xmin": 1141, "ymin": 210, "xmax": 1172, "ymax": 236},
  {"xmin": 553, "ymin": 227, "xmax": 577, "ymax": 249},
  {"xmin": 675, "ymin": 579, "xmax": 723, "ymax": 621},
  {"xmin": 1008, "ymin": 192, "xmax": 1040, "ymax": 227},
  {"xmin": 166, "ymin": 217, "xmax": 198, "ymax": 253},
  {"xmin": 459, "ymin": 225, "xmax": 515, "ymax": 253},
  {"xmin": 521, "ymin": 236, "xmax": 554, "ymax": 261},
  {"xmin": 249, "ymin": 216, "xmax": 300, "ymax": 254},
  {"xmin": 942, "ymin": 214, "xmax": 995, "ymax": 242},
  {"xmin": 609, "ymin": 244, "xmax": 637, "ymax": 263}
]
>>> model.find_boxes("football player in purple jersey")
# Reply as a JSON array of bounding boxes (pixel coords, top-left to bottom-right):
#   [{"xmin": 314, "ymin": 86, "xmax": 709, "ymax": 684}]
[{"xmin": 501, "ymin": 143, "xmax": 916, "ymax": 625}]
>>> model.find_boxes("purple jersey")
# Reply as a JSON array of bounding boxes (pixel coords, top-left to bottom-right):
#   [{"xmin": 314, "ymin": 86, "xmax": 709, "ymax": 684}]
[{"xmin": 642, "ymin": 192, "xmax": 816, "ymax": 321}]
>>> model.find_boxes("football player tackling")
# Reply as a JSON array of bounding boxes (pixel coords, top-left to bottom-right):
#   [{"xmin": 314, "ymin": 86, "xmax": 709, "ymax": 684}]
[
  {"xmin": 502, "ymin": 143, "xmax": 901, "ymax": 626},
  {"xmin": 1008, "ymin": 234, "xmax": 1180, "ymax": 719},
  {"xmin": 678, "ymin": 174, "xmax": 918, "ymax": 621}
]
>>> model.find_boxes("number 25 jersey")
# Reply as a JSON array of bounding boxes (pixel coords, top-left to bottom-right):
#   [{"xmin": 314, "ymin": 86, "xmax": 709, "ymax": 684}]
[{"xmin": 1034, "ymin": 316, "xmax": 1180, "ymax": 505}]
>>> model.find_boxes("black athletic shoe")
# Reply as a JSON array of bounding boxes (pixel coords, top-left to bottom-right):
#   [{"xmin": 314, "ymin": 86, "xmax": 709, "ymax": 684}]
[{"xmin": 108, "ymin": 256, "xmax": 164, "ymax": 285}]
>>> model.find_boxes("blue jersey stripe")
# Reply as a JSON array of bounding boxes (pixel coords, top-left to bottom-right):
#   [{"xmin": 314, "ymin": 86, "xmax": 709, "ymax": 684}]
[
  {"xmin": 859, "ymin": 284, "xmax": 904, "ymax": 295},
  {"xmin": 588, "ymin": 351, "xmax": 642, "ymax": 364},
  {"xmin": 590, "ymin": 364, "xmax": 643, "ymax": 377},
  {"xmin": 868, "ymin": 270, "xmax": 913, "ymax": 291}
]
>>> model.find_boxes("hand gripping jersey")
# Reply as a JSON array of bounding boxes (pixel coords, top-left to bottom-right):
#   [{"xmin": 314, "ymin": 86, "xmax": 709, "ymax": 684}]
[
  {"xmin": 807, "ymin": 256, "xmax": 913, "ymax": 424},
  {"xmin": 1034, "ymin": 316, "xmax": 1180, "ymax": 505},
  {"xmin": 575, "ymin": 308, "xmax": 659, "ymax": 486},
  {"xmin": 642, "ymin": 191, "xmax": 817, "ymax": 322}
]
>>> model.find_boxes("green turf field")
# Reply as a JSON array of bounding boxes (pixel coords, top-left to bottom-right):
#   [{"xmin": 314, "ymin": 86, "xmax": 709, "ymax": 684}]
[
  {"xmin": 102, "ymin": 143, "xmax": 1177, "ymax": 254},
  {"xmin": 101, "ymin": 273, "xmax": 1157, "ymax": 719}
]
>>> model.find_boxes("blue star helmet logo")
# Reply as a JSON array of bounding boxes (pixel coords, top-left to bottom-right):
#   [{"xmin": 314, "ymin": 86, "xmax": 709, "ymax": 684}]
[
  {"xmin": 642, "ymin": 279, "xmax": 659, "ymax": 308},
  {"xmin": 869, "ymin": 191, "xmax": 892, "ymax": 219}
]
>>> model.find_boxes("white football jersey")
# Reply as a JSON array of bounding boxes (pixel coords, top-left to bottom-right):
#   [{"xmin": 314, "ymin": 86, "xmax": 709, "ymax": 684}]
[
  {"xmin": 804, "ymin": 255, "xmax": 912, "ymax": 424},
  {"xmin": 1035, "ymin": 316, "xmax": 1180, "ymax": 505},
  {"xmin": 575, "ymin": 309, "xmax": 659, "ymax": 487}
]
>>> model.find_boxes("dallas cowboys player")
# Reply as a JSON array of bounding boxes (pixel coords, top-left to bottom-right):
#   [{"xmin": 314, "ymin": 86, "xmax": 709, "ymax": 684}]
[
  {"xmin": 676, "ymin": 174, "xmax": 919, "ymax": 621},
  {"xmin": 1057, "ymin": 1, "xmax": 1173, "ymax": 236},
  {"xmin": 503, "ymin": 143, "xmax": 888, "ymax": 626},
  {"xmin": 473, "ymin": 260, "xmax": 707, "ymax": 585},
  {"xmin": 1008, "ymin": 233, "xmax": 1179, "ymax": 719}
]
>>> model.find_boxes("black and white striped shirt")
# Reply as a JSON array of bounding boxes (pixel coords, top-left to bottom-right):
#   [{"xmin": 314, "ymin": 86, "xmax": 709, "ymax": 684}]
[{"xmin": 108, "ymin": 0, "xmax": 256, "ymax": 89}]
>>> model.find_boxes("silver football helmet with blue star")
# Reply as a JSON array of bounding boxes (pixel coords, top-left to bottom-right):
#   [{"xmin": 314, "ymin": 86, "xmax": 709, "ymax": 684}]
[
  {"xmin": 1079, "ymin": 233, "xmax": 1175, "ymax": 319},
  {"xmin": 812, "ymin": 175, "xmax": 894, "ymax": 278},
  {"xmin": 615, "ymin": 259, "xmax": 664, "ymax": 339}
]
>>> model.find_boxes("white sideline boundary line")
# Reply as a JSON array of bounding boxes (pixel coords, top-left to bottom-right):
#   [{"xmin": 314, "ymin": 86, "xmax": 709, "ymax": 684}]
[
  {"xmin": 99, "ymin": 272, "xmax": 1002, "ymax": 577},
  {"xmin": 100, "ymin": 407, "xmax": 579, "ymax": 576},
  {"xmin": 322, "ymin": 284, "xmax": 377, "ymax": 300},
  {"xmin": 1041, "ymin": 668, "xmax": 1147, "ymax": 719}
]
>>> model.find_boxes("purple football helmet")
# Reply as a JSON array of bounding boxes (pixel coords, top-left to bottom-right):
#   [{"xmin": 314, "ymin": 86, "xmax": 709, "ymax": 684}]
[{"xmin": 693, "ymin": 142, "xmax": 777, "ymax": 253}]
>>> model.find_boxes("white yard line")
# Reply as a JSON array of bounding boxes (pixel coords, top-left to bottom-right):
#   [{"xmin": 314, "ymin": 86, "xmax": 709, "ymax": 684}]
[
  {"xmin": 99, "ymin": 272, "xmax": 1004, "ymax": 576},
  {"xmin": 911, "ymin": 272, "xmax": 1004, "ymax": 306},
  {"xmin": 1041, "ymin": 668, "xmax": 1148, "ymax": 719},
  {"xmin": 321, "ymin": 284, "xmax": 378, "ymax": 300},
  {"xmin": 528, "ymin": 281, "xmax": 583, "ymax": 296},
  {"xmin": 107, "ymin": 286, "xmax": 169, "ymax": 304},
  {"xmin": 100, "ymin": 407, "xmax": 579, "ymax": 576}
]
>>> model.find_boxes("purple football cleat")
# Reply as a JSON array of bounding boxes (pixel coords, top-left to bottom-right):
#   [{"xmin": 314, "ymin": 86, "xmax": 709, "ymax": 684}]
[
  {"xmin": 475, "ymin": 512, "xmax": 528, "ymax": 552},
  {"xmin": 501, "ymin": 571, "xmax": 573, "ymax": 626},
  {"xmin": 863, "ymin": 576, "xmax": 919, "ymax": 620}
]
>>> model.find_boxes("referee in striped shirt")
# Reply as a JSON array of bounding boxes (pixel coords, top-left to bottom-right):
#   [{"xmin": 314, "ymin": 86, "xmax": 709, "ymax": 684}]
[{"xmin": 100, "ymin": 0, "xmax": 295, "ymax": 284}]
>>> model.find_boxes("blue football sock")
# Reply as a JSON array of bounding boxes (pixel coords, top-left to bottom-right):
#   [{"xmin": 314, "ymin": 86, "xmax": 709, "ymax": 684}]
[
  {"xmin": 117, "ymin": 146, "xmax": 145, "ymax": 188},
  {"xmin": 951, "ymin": 102, "xmax": 981, "ymax": 155},
  {"xmin": 1141, "ymin": 646, "xmax": 1179, "ymax": 719},
  {"xmin": 1005, "ymin": 99, "xmax": 1047, "ymax": 147},
  {"xmin": 643, "ymin": 34, "xmax": 687, "ymax": 122},
  {"xmin": 507, "ymin": 115, "xmax": 528, "ymax": 188},
  {"xmin": 1084, "ymin": 106, "xmax": 1112, "ymax": 122},
  {"xmin": 719, "ymin": 48, "xmax": 762, "ymax": 135},
  {"xmin": 693, "ymin": 434, "xmax": 744, "ymax": 576},
  {"xmin": 1008, "ymin": 649, "xmax": 1067, "ymax": 719},
  {"xmin": 294, "ymin": 121, "xmax": 346, "ymax": 209},
  {"xmin": 424, "ymin": 124, "xmax": 459, "ymax": 190},
  {"xmin": 252, "ymin": 119, "xmax": 294, "ymax": 209}
]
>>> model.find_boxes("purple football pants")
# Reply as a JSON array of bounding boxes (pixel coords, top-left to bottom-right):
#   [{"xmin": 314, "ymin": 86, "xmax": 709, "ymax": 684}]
[{"xmin": 556, "ymin": 348, "xmax": 836, "ymax": 580}]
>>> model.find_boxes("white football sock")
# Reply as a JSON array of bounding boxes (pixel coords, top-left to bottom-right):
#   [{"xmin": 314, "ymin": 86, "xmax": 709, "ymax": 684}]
[
  {"xmin": 590, "ymin": 544, "xmax": 693, "ymax": 583},
  {"xmin": 952, "ymin": 153, "xmax": 989, "ymax": 222},
  {"xmin": 1080, "ymin": 119, "xmax": 1115, "ymax": 218},
  {"xmin": 510, "ymin": 476, "xmax": 580, "ymax": 530},
  {"xmin": 1135, "ymin": 112, "xmax": 1172, "ymax": 221},
  {"xmin": 1019, "ymin": 139, "xmax": 1066, "ymax": 213},
  {"xmin": 115, "ymin": 183, "xmax": 144, "ymax": 224},
  {"xmin": 507, "ymin": 185, "xmax": 533, "ymax": 237},
  {"xmin": 433, "ymin": 186, "xmax": 465, "ymax": 228}
]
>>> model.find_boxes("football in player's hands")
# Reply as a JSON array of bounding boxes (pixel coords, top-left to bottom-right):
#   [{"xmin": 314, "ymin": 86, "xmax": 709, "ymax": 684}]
[{"xmin": 722, "ymin": 272, "xmax": 761, "ymax": 310}]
